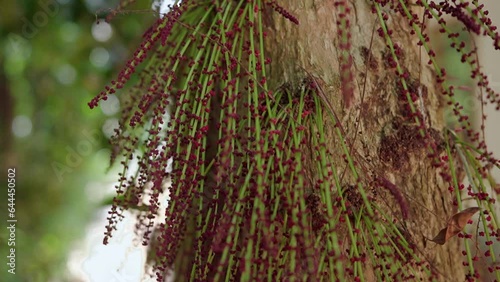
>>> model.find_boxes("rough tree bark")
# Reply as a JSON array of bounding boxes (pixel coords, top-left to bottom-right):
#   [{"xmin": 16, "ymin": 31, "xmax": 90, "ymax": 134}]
[{"xmin": 261, "ymin": 1, "xmax": 464, "ymax": 280}]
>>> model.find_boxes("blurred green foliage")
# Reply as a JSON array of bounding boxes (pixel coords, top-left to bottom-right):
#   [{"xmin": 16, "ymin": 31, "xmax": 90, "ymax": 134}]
[
  {"xmin": 429, "ymin": 22, "xmax": 476, "ymax": 128},
  {"xmin": 0, "ymin": 0, "xmax": 155, "ymax": 281}
]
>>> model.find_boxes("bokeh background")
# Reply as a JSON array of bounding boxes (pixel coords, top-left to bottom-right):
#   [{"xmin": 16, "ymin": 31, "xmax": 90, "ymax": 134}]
[
  {"xmin": 0, "ymin": 0, "xmax": 498, "ymax": 281},
  {"xmin": 0, "ymin": 1, "xmax": 160, "ymax": 281}
]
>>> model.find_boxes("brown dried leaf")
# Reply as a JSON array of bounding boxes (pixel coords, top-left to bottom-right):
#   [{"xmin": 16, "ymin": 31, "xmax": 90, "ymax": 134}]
[{"xmin": 430, "ymin": 207, "xmax": 480, "ymax": 245}]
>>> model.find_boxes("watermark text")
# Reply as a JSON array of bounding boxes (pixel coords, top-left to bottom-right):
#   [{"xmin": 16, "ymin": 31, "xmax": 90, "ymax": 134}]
[{"xmin": 6, "ymin": 168, "xmax": 17, "ymax": 275}]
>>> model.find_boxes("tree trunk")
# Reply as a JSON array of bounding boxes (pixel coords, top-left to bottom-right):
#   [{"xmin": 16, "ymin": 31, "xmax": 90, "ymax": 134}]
[{"xmin": 261, "ymin": 1, "xmax": 464, "ymax": 280}]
